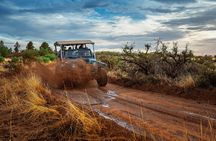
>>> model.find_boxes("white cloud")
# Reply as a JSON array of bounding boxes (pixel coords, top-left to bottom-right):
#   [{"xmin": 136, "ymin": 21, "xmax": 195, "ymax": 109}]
[
  {"xmin": 1, "ymin": 0, "xmax": 216, "ymax": 55},
  {"xmin": 89, "ymin": 16, "xmax": 167, "ymax": 37}
]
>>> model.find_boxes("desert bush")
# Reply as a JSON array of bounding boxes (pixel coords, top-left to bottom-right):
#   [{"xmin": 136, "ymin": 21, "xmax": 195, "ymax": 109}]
[
  {"xmin": 122, "ymin": 43, "xmax": 157, "ymax": 75},
  {"xmin": 196, "ymin": 70, "xmax": 216, "ymax": 88},
  {"xmin": 100, "ymin": 40, "xmax": 215, "ymax": 88},
  {"xmin": 4, "ymin": 61, "xmax": 23, "ymax": 74},
  {"xmin": 96, "ymin": 51, "xmax": 123, "ymax": 70},
  {"xmin": 22, "ymin": 49, "xmax": 39, "ymax": 60},
  {"xmin": 138, "ymin": 74, "xmax": 159, "ymax": 84},
  {"xmin": 102, "ymin": 41, "xmax": 198, "ymax": 86},
  {"xmin": 0, "ymin": 56, "xmax": 4, "ymax": 62},
  {"xmin": 159, "ymin": 42, "xmax": 193, "ymax": 78}
]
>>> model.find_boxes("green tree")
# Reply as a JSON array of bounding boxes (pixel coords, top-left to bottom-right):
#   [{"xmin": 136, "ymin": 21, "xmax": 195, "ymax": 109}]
[
  {"xmin": 26, "ymin": 41, "xmax": 34, "ymax": 50},
  {"xmin": 0, "ymin": 41, "xmax": 4, "ymax": 46},
  {"xmin": 14, "ymin": 41, "xmax": 21, "ymax": 53},
  {"xmin": 40, "ymin": 42, "xmax": 49, "ymax": 50},
  {"xmin": 39, "ymin": 42, "xmax": 53, "ymax": 55},
  {"xmin": 0, "ymin": 40, "xmax": 11, "ymax": 57}
]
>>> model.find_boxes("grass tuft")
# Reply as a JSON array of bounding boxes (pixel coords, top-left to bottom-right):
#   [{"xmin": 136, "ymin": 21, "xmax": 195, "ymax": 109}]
[
  {"xmin": 177, "ymin": 75, "xmax": 195, "ymax": 89},
  {"xmin": 0, "ymin": 73, "xmax": 100, "ymax": 140}
]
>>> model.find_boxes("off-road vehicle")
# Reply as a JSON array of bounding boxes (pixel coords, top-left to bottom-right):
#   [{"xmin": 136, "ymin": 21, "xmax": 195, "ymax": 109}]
[{"xmin": 54, "ymin": 40, "xmax": 108, "ymax": 87}]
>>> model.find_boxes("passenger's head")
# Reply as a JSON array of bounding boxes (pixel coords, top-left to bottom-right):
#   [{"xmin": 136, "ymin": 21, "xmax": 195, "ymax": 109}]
[{"xmin": 79, "ymin": 44, "xmax": 84, "ymax": 49}]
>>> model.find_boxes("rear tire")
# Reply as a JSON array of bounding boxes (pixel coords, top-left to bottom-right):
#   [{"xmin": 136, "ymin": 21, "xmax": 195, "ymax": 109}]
[{"xmin": 96, "ymin": 68, "xmax": 108, "ymax": 87}]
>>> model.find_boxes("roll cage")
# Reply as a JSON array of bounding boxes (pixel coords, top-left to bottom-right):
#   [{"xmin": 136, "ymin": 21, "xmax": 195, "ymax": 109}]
[{"xmin": 54, "ymin": 40, "xmax": 96, "ymax": 60}]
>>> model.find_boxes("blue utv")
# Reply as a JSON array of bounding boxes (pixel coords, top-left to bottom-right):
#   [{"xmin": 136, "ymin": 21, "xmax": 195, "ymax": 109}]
[{"xmin": 54, "ymin": 40, "xmax": 108, "ymax": 87}]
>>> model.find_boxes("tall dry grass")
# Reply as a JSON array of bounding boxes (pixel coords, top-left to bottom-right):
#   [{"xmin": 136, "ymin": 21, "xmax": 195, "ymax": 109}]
[
  {"xmin": 177, "ymin": 75, "xmax": 195, "ymax": 89},
  {"xmin": 0, "ymin": 73, "xmax": 100, "ymax": 140}
]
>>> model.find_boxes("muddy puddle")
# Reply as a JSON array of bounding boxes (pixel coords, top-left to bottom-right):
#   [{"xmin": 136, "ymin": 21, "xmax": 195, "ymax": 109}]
[
  {"xmin": 94, "ymin": 90, "xmax": 144, "ymax": 135},
  {"xmin": 101, "ymin": 90, "xmax": 117, "ymax": 108},
  {"xmin": 94, "ymin": 108, "xmax": 142, "ymax": 134},
  {"xmin": 62, "ymin": 88, "xmax": 144, "ymax": 134}
]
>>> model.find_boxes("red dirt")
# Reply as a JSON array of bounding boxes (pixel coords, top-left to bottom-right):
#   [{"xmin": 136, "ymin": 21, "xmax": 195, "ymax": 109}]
[
  {"xmin": 61, "ymin": 81, "xmax": 216, "ymax": 141},
  {"xmin": 4, "ymin": 61, "xmax": 215, "ymax": 140},
  {"xmin": 109, "ymin": 76, "xmax": 216, "ymax": 105}
]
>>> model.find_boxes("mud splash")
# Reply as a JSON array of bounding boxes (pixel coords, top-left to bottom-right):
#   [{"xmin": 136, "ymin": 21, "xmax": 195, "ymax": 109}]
[{"xmin": 31, "ymin": 60, "xmax": 93, "ymax": 88}]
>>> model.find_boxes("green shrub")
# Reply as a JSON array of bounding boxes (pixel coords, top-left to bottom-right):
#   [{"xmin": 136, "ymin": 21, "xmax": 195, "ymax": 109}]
[
  {"xmin": 11, "ymin": 56, "xmax": 20, "ymax": 63},
  {"xmin": 143, "ymin": 75, "xmax": 159, "ymax": 84},
  {"xmin": 39, "ymin": 48, "xmax": 50, "ymax": 56},
  {"xmin": 196, "ymin": 70, "xmax": 216, "ymax": 88},
  {"xmin": 36, "ymin": 56, "xmax": 50, "ymax": 63},
  {"xmin": 22, "ymin": 49, "xmax": 39, "ymax": 60},
  {"xmin": 0, "ymin": 41, "xmax": 12, "ymax": 57},
  {"xmin": 196, "ymin": 75, "xmax": 210, "ymax": 88},
  {"xmin": 208, "ymin": 71, "xmax": 216, "ymax": 87},
  {"xmin": 36, "ymin": 56, "xmax": 43, "ymax": 62},
  {"xmin": 43, "ymin": 57, "xmax": 50, "ymax": 63},
  {"xmin": 97, "ymin": 41, "xmax": 216, "ymax": 89},
  {"xmin": 96, "ymin": 51, "xmax": 123, "ymax": 70},
  {"xmin": 0, "ymin": 56, "xmax": 4, "ymax": 62},
  {"xmin": 44, "ymin": 53, "xmax": 57, "ymax": 61}
]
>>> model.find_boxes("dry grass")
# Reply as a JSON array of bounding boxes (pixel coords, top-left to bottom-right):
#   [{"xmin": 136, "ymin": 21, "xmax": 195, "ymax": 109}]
[
  {"xmin": 0, "ymin": 65, "xmax": 7, "ymax": 73},
  {"xmin": 0, "ymin": 73, "xmax": 101, "ymax": 140},
  {"xmin": 0, "ymin": 61, "xmax": 140, "ymax": 140},
  {"xmin": 177, "ymin": 75, "xmax": 195, "ymax": 89}
]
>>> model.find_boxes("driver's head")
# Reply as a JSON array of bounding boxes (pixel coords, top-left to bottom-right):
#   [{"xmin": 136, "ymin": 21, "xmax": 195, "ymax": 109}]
[{"xmin": 79, "ymin": 44, "xmax": 84, "ymax": 49}]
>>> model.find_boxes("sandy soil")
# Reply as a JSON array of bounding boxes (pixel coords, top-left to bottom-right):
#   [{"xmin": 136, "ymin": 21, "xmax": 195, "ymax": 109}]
[{"xmin": 54, "ymin": 81, "xmax": 216, "ymax": 141}]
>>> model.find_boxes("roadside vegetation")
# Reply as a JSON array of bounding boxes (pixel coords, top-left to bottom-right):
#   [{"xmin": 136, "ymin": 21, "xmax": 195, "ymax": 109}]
[
  {"xmin": 0, "ymin": 39, "xmax": 215, "ymax": 140},
  {"xmin": 0, "ymin": 40, "xmax": 57, "ymax": 64},
  {"xmin": 0, "ymin": 40, "xmax": 143, "ymax": 140},
  {"xmin": 0, "ymin": 71, "xmax": 143, "ymax": 140},
  {"xmin": 97, "ymin": 40, "xmax": 216, "ymax": 103}
]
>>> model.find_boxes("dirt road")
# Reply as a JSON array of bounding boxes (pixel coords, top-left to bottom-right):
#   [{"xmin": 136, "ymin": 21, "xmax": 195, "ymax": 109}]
[{"xmin": 56, "ymin": 82, "xmax": 216, "ymax": 141}]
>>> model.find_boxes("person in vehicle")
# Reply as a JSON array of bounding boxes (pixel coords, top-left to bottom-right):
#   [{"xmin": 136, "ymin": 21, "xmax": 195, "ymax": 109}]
[{"xmin": 79, "ymin": 44, "xmax": 84, "ymax": 49}]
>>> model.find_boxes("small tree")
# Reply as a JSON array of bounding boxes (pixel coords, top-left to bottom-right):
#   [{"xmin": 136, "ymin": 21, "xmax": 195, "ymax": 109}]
[
  {"xmin": 160, "ymin": 42, "xmax": 193, "ymax": 78},
  {"xmin": 122, "ymin": 43, "xmax": 155, "ymax": 75},
  {"xmin": 39, "ymin": 42, "xmax": 53, "ymax": 55},
  {"xmin": 26, "ymin": 41, "xmax": 34, "ymax": 50},
  {"xmin": 40, "ymin": 42, "xmax": 49, "ymax": 50},
  {"xmin": 14, "ymin": 41, "xmax": 21, "ymax": 53},
  {"xmin": 0, "ymin": 40, "xmax": 11, "ymax": 57},
  {"xmin": 0, "ymin": 41, "xmax": 4, "ymax": 47}
]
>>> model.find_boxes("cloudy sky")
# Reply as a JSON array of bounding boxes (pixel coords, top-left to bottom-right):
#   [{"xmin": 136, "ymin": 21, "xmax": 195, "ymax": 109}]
[{"xmin": 0, "ymin": 0, "xmax": 216, "ymax": 55}]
